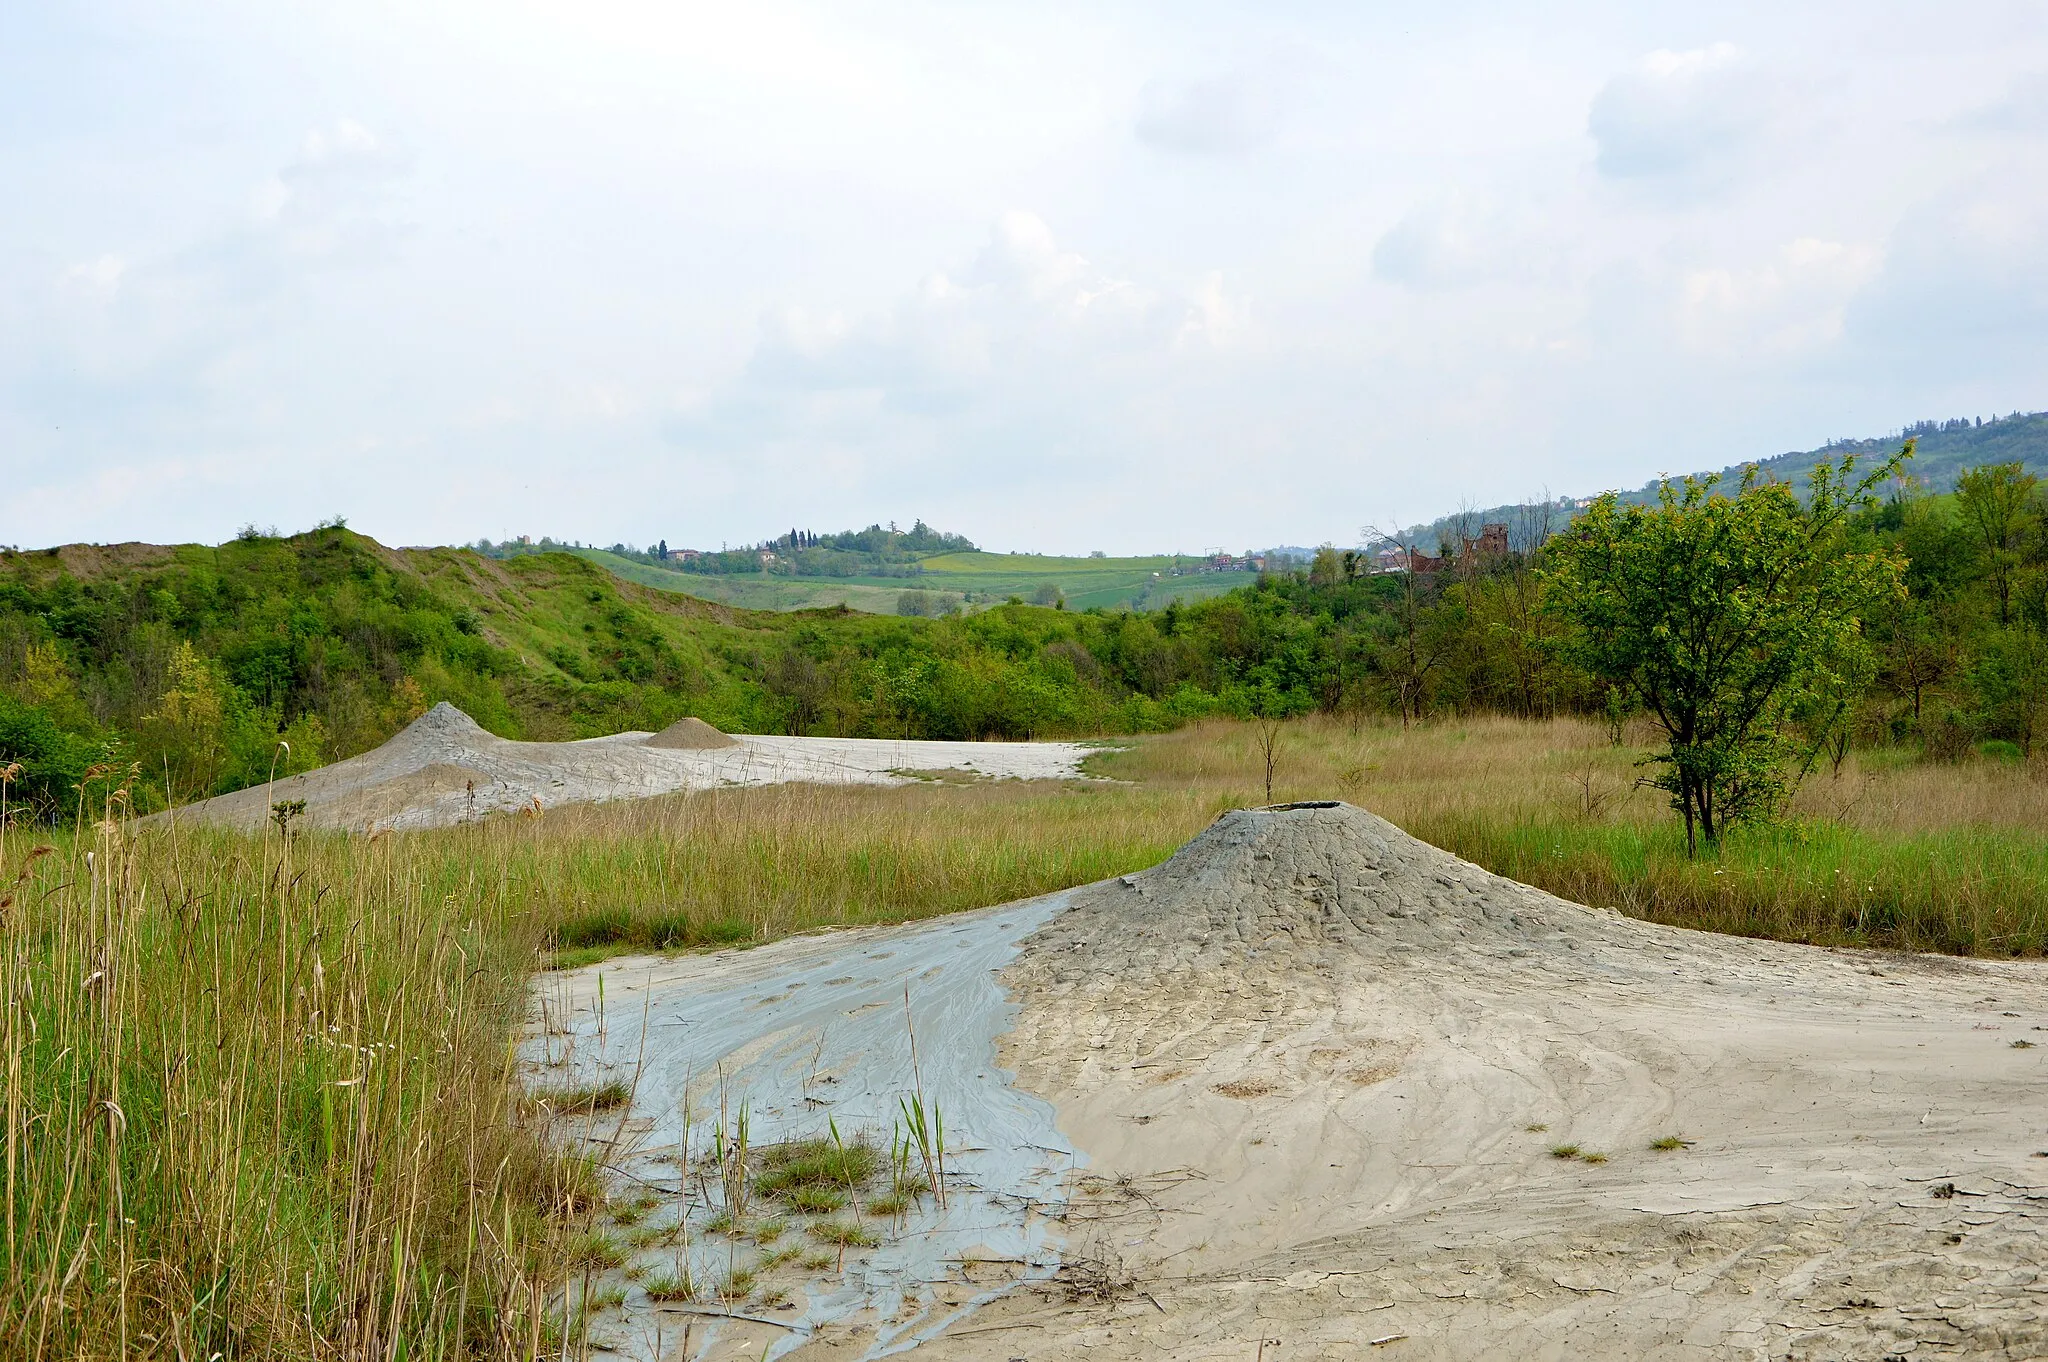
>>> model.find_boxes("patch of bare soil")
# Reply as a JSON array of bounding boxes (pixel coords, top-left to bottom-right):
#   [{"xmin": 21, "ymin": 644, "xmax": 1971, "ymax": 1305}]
[
  {"xmin": 851, "ymin": 802, "xmax": 2048, "ymax": 1361},
  {"xmin": 150, "ymin": 702, "xmax": 1098, "ymax": 833}
]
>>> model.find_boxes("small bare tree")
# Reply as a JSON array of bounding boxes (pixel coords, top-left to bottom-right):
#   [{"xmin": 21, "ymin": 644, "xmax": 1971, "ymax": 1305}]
[
  {"xmin": 1363, "ymin": 520, "xmax": 1453, "ymax": 728},
  {"xmin": 1248, "ymin": 684, "xmax": 1288, "ymax": 801}
]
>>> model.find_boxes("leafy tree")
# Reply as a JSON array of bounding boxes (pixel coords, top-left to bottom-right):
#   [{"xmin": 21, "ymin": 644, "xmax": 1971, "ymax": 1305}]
[
  {"xmin": 0, "ymin": 696, "xmax": 97, "ymax": 821},
  {"xmin": 1953, "ymin": 463, "xmax": 2041, "ymax": 625},
  {"xmin": 1542, "ymin": 449, "xmax": 1908, "ymax": 854},
  {"xmin": 140, "ymin": 641, "xmax": 228, "ymax": 799},
  {"xmin": 1971, "ymin": 627, "xmax": 2048, "ymax": 758}
]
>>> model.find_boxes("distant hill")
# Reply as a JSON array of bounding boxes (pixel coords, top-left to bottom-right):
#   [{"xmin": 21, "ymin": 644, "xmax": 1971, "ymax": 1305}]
[
  {"xmin": 589, "ymin": 546, "xmax": 1257, "ymax": 615},
  {"xmin": 1700, "ymin": 410, "xmax": 2048, "ymax": 497},
  {"xmin": 1396, "ymin": 409, "xmax": 2048, "ymax": 552},
  {"xmin": 479, "ymin": 521, "xmax": 1265, "ymax": 615}
]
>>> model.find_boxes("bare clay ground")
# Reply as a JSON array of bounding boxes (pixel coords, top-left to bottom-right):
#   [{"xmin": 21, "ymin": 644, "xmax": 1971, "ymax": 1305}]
[
  {"xmin": 153, "ymin": 702, "xmax": 1099, "ymax": 832},
  {"xmin": 910, "ymin": 804, "xmax": 2048, "ymax": 1362}
]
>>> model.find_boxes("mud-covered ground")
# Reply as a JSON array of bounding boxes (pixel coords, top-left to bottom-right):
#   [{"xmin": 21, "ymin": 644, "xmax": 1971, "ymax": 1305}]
[
  {"xmin": 538, "ymin": 803, "xmax": 2048, "ymax": 1361},
  {"xmin": 156, "ymin": 702, "xmax": 1099, "ymax": 832}
]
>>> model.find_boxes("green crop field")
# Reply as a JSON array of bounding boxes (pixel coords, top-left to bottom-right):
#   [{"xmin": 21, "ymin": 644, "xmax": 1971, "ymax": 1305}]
[{"xmin": 579, "ymin": 546, "xmax": 1258, "ymax": 614}]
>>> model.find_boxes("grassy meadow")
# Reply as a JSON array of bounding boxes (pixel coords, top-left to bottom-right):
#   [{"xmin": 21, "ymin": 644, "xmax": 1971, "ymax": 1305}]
[
  {"xmin": 579, "ymin": 544, "xmax": 1261, "ymax": 614},
  {"xmin": 5, "ymin": 716, "xmax": 2045, "ymax": 1356}
]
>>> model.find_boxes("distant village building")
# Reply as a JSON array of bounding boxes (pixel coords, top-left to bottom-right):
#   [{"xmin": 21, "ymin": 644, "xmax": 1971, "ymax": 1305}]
[
  {"xmin": 1464, "ymin": 522, "xmax": 1509, "ymax": 560},
  {"xmin": 666, "ymin": 548, "xmax": 700, "ymax": 563}
]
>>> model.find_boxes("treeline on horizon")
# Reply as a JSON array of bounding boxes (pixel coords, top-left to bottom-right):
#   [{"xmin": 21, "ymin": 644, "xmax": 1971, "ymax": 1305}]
[
  {"xmin": 473, "ymin": 518, "xmax": 978, "ymax": 580},
  {"xmin": 2, "ymin": 451, "xmax": 2046, "ymax": 820},
  {"xmin": 1398, "ymin": 407, "xmax": 2048, "ymax": 554}
]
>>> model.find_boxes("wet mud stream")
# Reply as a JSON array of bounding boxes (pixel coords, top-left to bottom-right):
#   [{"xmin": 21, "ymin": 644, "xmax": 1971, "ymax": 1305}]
[{"xmin": 527, "ymin": 893, "xmax": 1079, "ymax": 1360}]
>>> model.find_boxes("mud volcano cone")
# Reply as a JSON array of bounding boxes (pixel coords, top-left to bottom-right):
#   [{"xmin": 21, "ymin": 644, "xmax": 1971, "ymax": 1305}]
[
  {"xmin": 1036, "ymin": 800, "xmax": 1585, "ymax": 973},
  {"xmin": 642, "ymin": 716, "xmax": 740, "ymax": 750}
]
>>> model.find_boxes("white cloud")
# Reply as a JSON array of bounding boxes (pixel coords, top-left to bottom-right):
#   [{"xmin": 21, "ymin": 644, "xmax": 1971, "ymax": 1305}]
[
  {"xmin": 1676, "ymin": 237, "xmax": 1883, "ymax": 358},
  {"xmin": 680, "ymin": 211, "xmax": 1243, "ymax": 448},
  {"xmin": 62, "ymin": 254, "xmax": 128, "ymax": 297},
  {"xmin": 1373, "ymin": 193, "xmax": 1554, "ymax": 291},
  {"xmin": 1588, "ymin": 43, "xmax": 1778, "ymax": 180},
  {"xmin": 5, "ymin": 2, "xmax": 2048, "ymax": 552},
  {"xmin": 1954, "ymin": 72, "xmax": 2048, "ymax": 135},
  {"xmin": 1135, "ymin": 73, "xmax": 1283, "ymax": 154}
]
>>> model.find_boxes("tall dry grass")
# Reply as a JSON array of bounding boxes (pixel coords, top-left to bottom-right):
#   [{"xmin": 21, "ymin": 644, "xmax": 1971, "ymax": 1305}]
[
  {"xmin": 0, "ymin": 774, "xmax": 1216, "ymax": 1355},
  {"xmin": 1096, "ymin": 716, "xmax": 2048, "ymax": 955},
  {"xmin": 494, "ymin": 777, "xmax": 1213, "ymax": 962},
  {"xmin": 1, "ymin": 802, "xmax": 596, "ymax": 1361}
]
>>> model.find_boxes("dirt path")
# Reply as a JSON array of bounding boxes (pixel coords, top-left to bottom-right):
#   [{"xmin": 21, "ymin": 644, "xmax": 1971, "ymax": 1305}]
[{"xmin": 538, "ymin": 803, "xmax": 2048, "ymax": 1361}]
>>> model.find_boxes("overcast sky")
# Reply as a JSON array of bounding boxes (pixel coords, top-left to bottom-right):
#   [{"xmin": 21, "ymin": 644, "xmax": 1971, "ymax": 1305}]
[{"xmin": 6, "ymin": 2, "xmax": 2048, "ymax": 554}]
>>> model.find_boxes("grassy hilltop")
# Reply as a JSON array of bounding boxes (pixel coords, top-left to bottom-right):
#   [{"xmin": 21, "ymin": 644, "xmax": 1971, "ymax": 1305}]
[{"xmin": 536, "ymin": 544, "xmax": 1256, "ymax": 615}]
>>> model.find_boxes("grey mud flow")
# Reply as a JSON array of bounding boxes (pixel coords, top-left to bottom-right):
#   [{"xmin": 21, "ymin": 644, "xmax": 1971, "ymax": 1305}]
[{"xmin": 528, "ymin": 893, "xmax": 1079, "ymax": 1360}]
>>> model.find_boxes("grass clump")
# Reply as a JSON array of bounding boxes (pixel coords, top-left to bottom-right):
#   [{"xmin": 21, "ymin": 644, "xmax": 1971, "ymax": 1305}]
[
  {"xmin": 866, "ymin": 1191, "xmax": 911, "ymax": 1218},
  {"xmin": 565, "ymin": 1229, "xmax": 626, "ymax": 1269},
  {"xmin": 528, "ymin": 1078, "xmax": 633, "ymax": 1113},
  {"xmin": 782, "ymin": 1185, "xmax": 847, "ymax": 1215},
  {"xmin": 719, "ymin": 1266, "xmax": 757, "ymax": 1300},
  {"xmin": 808, "ymin": 1220, "xmax": 879, "ymax": 1249},
  {"xmin": 1650, "ymin": 1135, "xmax": 1695, "ymax": 1151},
  {"xmin": 643, "ymin": 1271, "xmax": 696, "ymax": 1302},
  {"xmin": 759, "ymin": 1135, "xmax": 882, "ymax": 1193},
  {"xmin": 1548, "ymin": 1144, "xmax": 1582, "ymax": 1160}
]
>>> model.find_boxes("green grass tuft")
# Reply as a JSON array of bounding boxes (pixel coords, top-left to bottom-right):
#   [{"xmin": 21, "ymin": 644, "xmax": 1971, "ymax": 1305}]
[
  {"xmin": 806, "ymin": 1220, "xmax": 879, "ymax": 1248},
  {"xmin": 643, "ymin": 1272, "xmax": 696, "ymax": 1302}
]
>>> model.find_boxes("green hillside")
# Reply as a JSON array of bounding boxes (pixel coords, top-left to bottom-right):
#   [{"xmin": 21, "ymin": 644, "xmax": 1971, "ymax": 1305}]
[
  {"xmin": 1720, "ymin": 411, "xmax": 2048, "ymax": 497},
  {"xmin": 0, "ymin": 528, "xmax": 1264, "ymax": 815},
  {"xmin": 914, "ymin": 551, "xmax": 1255, "ymax": 610},
  {"xmin": 1401, "ymin": 409, "xmax": 2048, "ymax": 551},
  {"xmin": 582, "ymin": 546, "xmax": 1256, "ymax": 615}
]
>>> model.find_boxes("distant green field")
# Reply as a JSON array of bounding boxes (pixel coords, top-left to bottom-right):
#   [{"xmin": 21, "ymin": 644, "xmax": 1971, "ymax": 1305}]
[{"xmin": 576, "ymin": 547, "xmax": 1256, "ymax": 614}]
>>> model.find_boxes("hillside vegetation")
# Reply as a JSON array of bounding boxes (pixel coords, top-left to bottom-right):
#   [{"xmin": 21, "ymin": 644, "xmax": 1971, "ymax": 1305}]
[
  {"xmin": 0, "ymin": 529, "xmax": 1275, "ymax": 814},
  {"xmin": 570, "ymin": 544, "xmax": 1256, "ymax": 616},
  {"xmin": 5, "ymin": 441, "xmax": 2048, "ymax": 827},
  {"xmin": 1402, "ymin": 408, "xmax": 2048, "ymax": 552}
]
